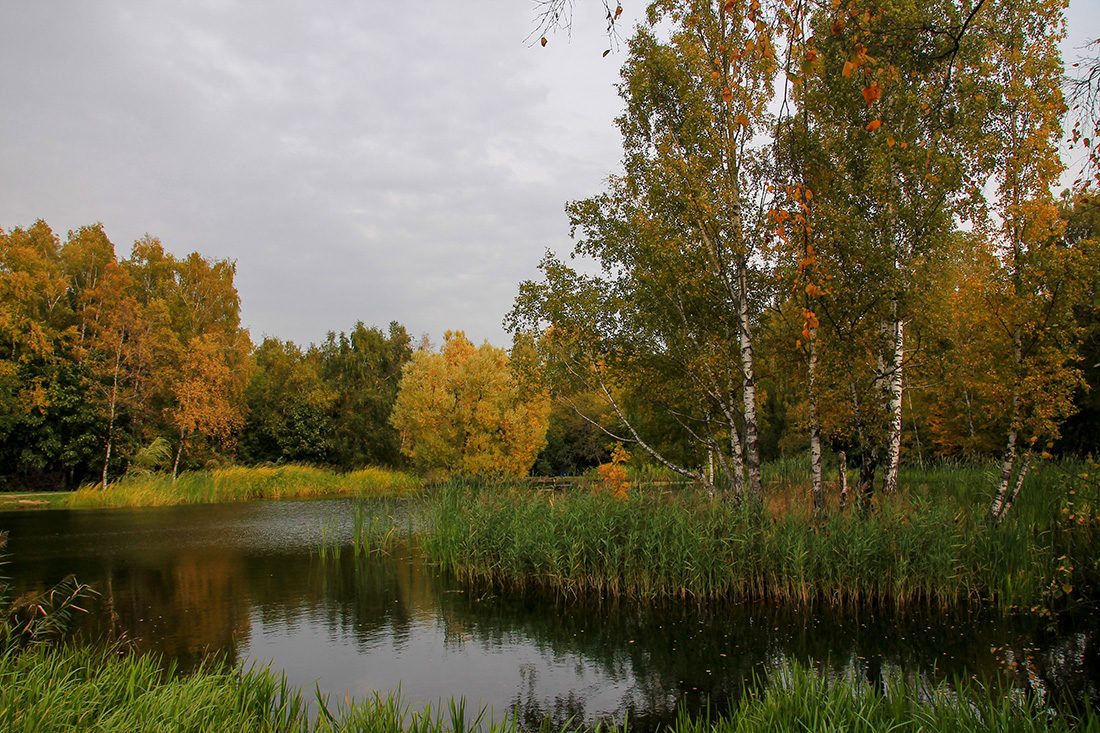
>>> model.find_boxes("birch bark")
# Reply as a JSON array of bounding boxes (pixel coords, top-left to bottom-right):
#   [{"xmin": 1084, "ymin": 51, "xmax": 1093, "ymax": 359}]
[{"xmin": 883, "ymin": 304, "xmax": 905, "ymax": 494}]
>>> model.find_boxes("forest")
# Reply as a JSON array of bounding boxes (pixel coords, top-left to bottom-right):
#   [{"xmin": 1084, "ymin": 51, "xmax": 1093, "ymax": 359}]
[{"xmin": 1, "ymin": 0, "xmax": 1098, "ymax": 525}]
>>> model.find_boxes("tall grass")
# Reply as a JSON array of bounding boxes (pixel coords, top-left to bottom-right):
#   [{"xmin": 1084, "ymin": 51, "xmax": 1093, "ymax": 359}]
[
  {"xmin": 65, "ymin": 465, "xmax": 422, "ymax": 509},
  {"xmin": 684, "ymin": 663, "xmax": 1096, "ymax": 733},
  {"xmin": 424, "ymin": 461, "xmax": 1100, "ymax": 610},
  {"xmin": 1, "ymin": 644, "xmax": 1091, "ymax": 731}
]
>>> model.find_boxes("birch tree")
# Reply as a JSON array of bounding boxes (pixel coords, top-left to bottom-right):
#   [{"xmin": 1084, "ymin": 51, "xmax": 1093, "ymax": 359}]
[
  {"xmin": 511, "ymin": 0, "xmax": 780, "ymax": 501},
  {"xmin": 773, "ymin": 0, "xmax": 989, "ymax": 507},
  {"xmin": 976, "ymin": 0, "xmax": 1086, "ymax": 523}
]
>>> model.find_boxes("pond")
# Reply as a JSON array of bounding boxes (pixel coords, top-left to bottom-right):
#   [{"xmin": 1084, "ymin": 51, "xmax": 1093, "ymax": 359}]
[{"xmin": 3, "ymin": 496, "xmax": 1098, "ymax": 729}]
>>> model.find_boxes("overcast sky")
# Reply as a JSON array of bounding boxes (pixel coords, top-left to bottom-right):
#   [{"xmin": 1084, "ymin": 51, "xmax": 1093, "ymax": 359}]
[{"xmin": 2, "ymin": 2, "xmax": 1096, "ymax": 349}]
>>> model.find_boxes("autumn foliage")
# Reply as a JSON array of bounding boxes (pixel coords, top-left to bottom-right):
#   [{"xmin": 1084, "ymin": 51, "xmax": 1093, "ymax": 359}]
[{"xmin": 390, "ymin": 331, "xmax": 550, "ymax": 478}]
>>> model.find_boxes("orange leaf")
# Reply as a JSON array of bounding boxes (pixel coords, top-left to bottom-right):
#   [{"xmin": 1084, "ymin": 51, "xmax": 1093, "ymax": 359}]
[
  {"xmin": 842, "ymin": 60, "xmax": 855, "ymax": 77},
  {"xmin": 540, "ymin": 37, "xmax": 547, "ymax": 47},
  {"xmin": 887, "ymin": 136, "xmax": 896, "ymax": 147},
  {"xmin": 865, "ymin": 119, "xmax": 881, "ymax": 131},
  {"xmin": 722, "ymin": 88, "xmax": 732, "ymax": 103},
  {"xmin": 805, "ymin": 49, "xmax": 819, "ymax": 62},
  {"xmin": 861, "ymin": 83, "xmax": 881, "ymax": 105},
  {"xmin": 736, "ymin": 113, "xmax": 750, "ymax": 127}
]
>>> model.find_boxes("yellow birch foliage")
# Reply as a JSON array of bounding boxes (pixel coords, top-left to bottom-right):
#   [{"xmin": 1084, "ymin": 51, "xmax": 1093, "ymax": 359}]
[{"xmin": 390, "ymin": 331, "xmax": 550, "ymax": 478}]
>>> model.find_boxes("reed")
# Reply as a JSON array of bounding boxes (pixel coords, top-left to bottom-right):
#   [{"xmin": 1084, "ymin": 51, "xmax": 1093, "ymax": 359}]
[
  {"xmin": 424, "ymin": 460, "xmax": 1100, "ymax": 610},
  {"xmin": 350, "ymin": 498, "xmax": 408, "ymax": 557},
  {"xmin": 685, "ymin": 663, "xmax": 1095, "ymax": 733},
  {"xmin": 65, "ymin": 464, "xmax": 422, "ymax": 509},
  {"xmin": 1, "ymin": 644, "xmax": 1091, "ymax": 732}
]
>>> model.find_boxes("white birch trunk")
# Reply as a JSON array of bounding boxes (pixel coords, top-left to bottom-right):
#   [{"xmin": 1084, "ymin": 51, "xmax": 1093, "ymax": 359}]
[
  {"xmin": 172, "ymin": 428, "xmax": 186, "ymax": 482},
  {"xmin": 737, "ymin": 272, "xmax": 762, "ymax": 501},
  {"xmin": 101, "ymin": 337, "xmax": 123, "ymax": 490},
  {"xmin": 883, "ymin": 307, "xmax": 905, "ymax": 495},
  {"xmin": 807, "ymin": 329, "xmax": 824, "ymax": 515},
  {"xmin": 837, "ymin": 450, "xmax": 849, "ymax": 510},
  {"xmin": 990, "ymin": 331, "xmax": 1023, "ymax": 524},
  {"xmin": 727, "ymin": 373, "xmax": 745, "ymax": 500}
]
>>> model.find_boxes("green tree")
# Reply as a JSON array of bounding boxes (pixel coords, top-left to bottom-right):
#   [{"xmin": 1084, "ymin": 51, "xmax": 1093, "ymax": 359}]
[
  {"xmin": 318, "ymin": 321, "xmax": 412, "ymax": 468},
  {"xmin": 239, "ymin": 337, "xmax": 336, "ymax": 465}
]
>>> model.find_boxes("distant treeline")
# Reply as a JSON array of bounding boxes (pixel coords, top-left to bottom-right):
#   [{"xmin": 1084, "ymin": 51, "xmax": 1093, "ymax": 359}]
[
  {"xmin": 2, "ymin": 215, "xmax": 1097, "ymax": 491},
  {"xmin": 0, "ymin": 221, "xmax": 413, "ymax": 490}
]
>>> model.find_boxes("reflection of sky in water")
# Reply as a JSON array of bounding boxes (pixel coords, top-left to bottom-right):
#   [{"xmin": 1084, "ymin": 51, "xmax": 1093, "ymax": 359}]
[
  {"xmin": 3, "ymin": 497, "xmax": 1099, "ymax": 730},
  {"xmin": 242, "ymin": 608, "xmax": 637, "ymax": 721}
]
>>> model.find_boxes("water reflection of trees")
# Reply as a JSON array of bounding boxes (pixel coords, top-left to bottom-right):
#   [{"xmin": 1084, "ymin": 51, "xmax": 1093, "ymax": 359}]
[{"xmin": 6, "ymin": 508, "xmax": 1099, "ymax": 729}]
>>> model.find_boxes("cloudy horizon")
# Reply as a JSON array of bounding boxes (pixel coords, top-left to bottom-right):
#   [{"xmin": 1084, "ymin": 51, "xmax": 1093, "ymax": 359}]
[{"xmin": 2, "ymin": 1, "xmax": 1096, "ymax": 349}]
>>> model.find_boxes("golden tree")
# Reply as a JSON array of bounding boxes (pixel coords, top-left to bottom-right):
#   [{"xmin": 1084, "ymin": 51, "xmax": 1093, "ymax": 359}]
[{"xmin": 390, "ymin": 331, "xmax": 550, "ymax": 478}]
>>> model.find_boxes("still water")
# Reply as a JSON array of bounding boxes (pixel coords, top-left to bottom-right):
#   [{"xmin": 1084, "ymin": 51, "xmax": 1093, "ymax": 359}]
[{"xmin": 3, "ymin": 497, "xmax": 1098, "ymax": 728}]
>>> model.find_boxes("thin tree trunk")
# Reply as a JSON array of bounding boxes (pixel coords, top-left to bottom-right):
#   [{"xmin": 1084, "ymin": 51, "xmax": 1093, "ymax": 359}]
[
  {"xmin": 996, "ymin": 441, "xmax": 1034, "ymax": 524},
  {"xmin": 837, "ymin": 449, "xmax": 849, "ymax": 510},
  {"xmin": 728, "ymin": 373, "xmax": 745, "ymax": 500},
  {"xmin": 883, "ymin": 306, "xmax": 905, "ymax": 495},
  {"xmin": 807, "ymin": 329, "xmax": 824, "ymax": 515},
  {"xmin": 172, "ymin": 428, "xmax": 186, "ymax": 482},
  {"xmin": 907, "ymin": 388, "xmax": 924, "ymax": 469},
  {"xmin": 990, "ymin": 331, "xmax": 1023, "ymax": 523},
  {"xmin": 858, "ymin": 451, "xmax": 878, "ymax": 513},
  {"xmin": 964, "ymin": 387, "xmax": 977, "ymax": 452},
  {"xmin": 101, "ymin": 337, "xmax": 123, "ymax": 490},
  {"xmin": 737, "ymin": 272, "xmax": 762, "ymax": 501}
]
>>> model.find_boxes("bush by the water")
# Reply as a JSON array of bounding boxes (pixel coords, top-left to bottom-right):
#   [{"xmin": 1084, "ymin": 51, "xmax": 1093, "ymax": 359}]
[
  {"xmin": 65, "ymin": 464, "xmax": 422, "ymax": 509},
  {"xmin": 425, "ymin": 462, "xmax": 1100, "ymax": 609}
]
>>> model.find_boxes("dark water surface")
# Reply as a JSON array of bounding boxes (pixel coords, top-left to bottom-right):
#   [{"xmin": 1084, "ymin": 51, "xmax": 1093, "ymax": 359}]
[{"xmin": 3, "ymin": 497, "xmax": 1099, "ymax": 728}]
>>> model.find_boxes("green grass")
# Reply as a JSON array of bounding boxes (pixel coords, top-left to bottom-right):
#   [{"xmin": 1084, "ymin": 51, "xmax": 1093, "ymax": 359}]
[
  {"xmin": 0, "ymin": 491, "xmax": 73, "ymax": 511},
  {"xmin": 65, "ymin": 465, "xmax": 422, "ymax": 509},
  {"xmin": 1, "ymin": 644, "xmax": 1092, "ymax": 731},
  {"xmin": 424, "ymin": 460, "xmax": 1100, "ymax": 610}
]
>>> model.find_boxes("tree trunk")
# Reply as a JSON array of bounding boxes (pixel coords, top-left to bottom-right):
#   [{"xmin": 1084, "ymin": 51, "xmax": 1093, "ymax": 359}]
[
  {"xmin": 172, "ymin": 428, "xmax": 186, "ymax": 482},
  {"xmin": 727, "ymin": 373, "xmax": 745, "ymax": 501},
  {"xmin": 807, "ymin": 329, "xmax": 824, "ymax": 515},
  {"xmin": 989, "ymin": 331, "xmax": 1023, "ymax": 524},
  {"xmin": 737, "ymin": 272, "xmax": 762, "ymax": 501},
  {"xmin": 837, "ymin": 449, "xmax": 849, "ymax": 510},
  {"xmin": 883, "ymin": 306, "xmax": 905, "ymax": 495},
  {"xmin": 101, "ymin": 337, "xmax": 123, "ymax": 490},
  {"xmin": 857, "ymin": 450, "xmax": 878, "ymax": 513},
  {"xmin": 907, "ymin": 389, "xmax": 924, "ymax": 469},
  {"xmin": 996, "ymin": 441, "xmax": 1034, "ymax": 524}
]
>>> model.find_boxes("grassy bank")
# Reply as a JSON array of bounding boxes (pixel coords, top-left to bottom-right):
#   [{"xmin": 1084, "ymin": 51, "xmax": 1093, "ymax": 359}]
[
  {"xmin": 424, "ymin": 461, "xmax": 1100, "ymax": 610},
  {"xmin": 1, "ymin": 644, "xmax": 1091, "ymax": 732},
  {"xmin": 66, "ymin": 465, "xmax": 422, "ymax": 509},
  {"xmin": 0, "ymin": 491, "xmax": 72, "ymax": 511}
]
